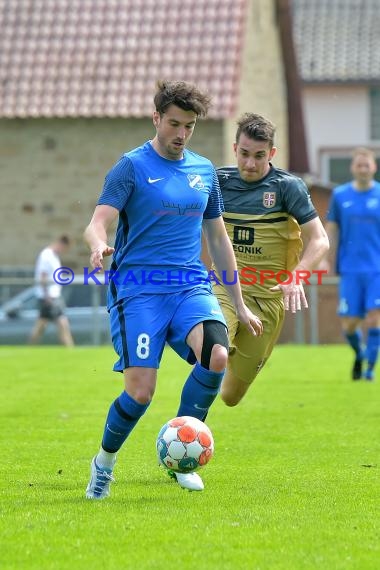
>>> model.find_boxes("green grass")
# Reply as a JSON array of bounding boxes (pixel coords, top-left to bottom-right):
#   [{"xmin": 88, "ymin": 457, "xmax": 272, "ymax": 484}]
[{"xmin": 0, "ymin": 345, "xmax": 378, "ymax": 570}]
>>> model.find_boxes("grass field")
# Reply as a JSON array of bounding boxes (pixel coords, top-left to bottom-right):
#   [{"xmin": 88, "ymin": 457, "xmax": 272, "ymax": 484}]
[{"xmin": 0, "ymin": 345, "xmax": 378, "ymax": 570}]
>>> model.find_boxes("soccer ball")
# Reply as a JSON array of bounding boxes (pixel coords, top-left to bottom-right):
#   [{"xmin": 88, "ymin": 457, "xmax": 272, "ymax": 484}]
[{"xmin": 156, "ymin": 416, "xmax": 214, "ymax": 473}]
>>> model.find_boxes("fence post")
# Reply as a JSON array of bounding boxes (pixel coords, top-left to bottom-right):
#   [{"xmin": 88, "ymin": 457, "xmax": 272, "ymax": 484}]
[
  {"xmin": 90, "ymin": 283, "xmax": 102, "ymax": 346},
  {"xmin": 309, "ymin": 280, "xmax": 319, "ymax": 345}
]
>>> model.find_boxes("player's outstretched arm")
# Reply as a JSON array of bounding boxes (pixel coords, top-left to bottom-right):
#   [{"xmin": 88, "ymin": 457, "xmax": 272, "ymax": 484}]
[
  {"xmin": 270, "ymin": 217, "xmax": 329, "ymax": 313},
  {"xmin": 83, "ymin": 205, "xmax": 119, "ymax": 270},
  {"xmin": 203, "ymin": 217, "xmax": 263, "ymax": 336}
]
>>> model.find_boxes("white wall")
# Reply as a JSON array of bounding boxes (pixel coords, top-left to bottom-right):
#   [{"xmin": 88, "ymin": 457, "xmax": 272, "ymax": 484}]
[{"xmin": 302, "ymin": 85, "xmax": 370, "ymax": 177}]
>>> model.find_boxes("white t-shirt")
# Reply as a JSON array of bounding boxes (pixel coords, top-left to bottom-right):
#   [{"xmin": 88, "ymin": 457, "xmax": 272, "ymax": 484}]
[{"xmin": 34, "ymin": 247, "xmax": 62, "ymax": 299}]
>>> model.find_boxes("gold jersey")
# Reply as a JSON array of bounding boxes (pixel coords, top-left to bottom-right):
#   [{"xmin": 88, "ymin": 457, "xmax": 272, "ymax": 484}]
[{"xmin": 215, "ymin": 165, "xmax": 318, "ymax": 297}]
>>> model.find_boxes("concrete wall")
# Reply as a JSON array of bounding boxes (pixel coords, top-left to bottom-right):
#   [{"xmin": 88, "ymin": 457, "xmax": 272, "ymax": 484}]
[
  {"xmin": 303, "ymin": 84, "xmax": 372, "ymax": 178},
  {"xmin": 224, "ymin": 0, "xmax": 288, "ymax": 169},
  {"xmin": 0, "ymin": 0, "xmax": 286, "ymax": 269},
  {"xmin": 0, "ymin": 118, "xmax": 223, "ymax": 269}
]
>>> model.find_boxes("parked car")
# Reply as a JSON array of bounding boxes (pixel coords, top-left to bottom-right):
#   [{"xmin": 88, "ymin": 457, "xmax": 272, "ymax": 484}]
[{"xmin": 0, "ymin": 283, "xmax": 110, "ymax": 345}]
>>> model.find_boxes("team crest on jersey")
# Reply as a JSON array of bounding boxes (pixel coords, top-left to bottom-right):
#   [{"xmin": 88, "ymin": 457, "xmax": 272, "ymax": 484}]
[
  {"xmin": 187, "ymin": 174, "xmax": 204, "ymax": 190},
  {"xmin": 263, "ymin": 192, "xmax": 276, "ymax": 208}
]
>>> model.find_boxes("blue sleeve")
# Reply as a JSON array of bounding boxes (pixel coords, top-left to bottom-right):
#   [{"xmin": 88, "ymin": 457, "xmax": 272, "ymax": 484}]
[
  {"xmin": 204, "ymin": 168, "xmax": 224, "ymax": 219},
  {"xmin": 326, "ymin": 192, "xmax": 339, "ymax": 223},
  {"xmin": 97, "ymin": 156, "xmax": 135, "ymax": 210}
]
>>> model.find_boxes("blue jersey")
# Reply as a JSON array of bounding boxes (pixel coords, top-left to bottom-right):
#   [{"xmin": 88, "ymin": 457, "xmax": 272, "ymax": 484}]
[
  {"xmin": 326, "ymin": 181, "xmax": 380, "ymax": 273},
  {"xmin": 98, "ymin": 141, "xmax": 223, "ymax": 307}
]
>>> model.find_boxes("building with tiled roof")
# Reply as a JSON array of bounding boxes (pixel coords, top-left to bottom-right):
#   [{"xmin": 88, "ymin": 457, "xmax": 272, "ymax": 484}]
[
  {"xmin": 0, "ymin": 0, "xmax": 247, "ymax": 119},
  {"xmin": 288, "ymin": 0, "xmax": 380, "ymax": 344},
  {"xmin": 0, "ymin": 0, "xmax": 350, "ymax": 344},
  {"xmin": 292, "ymin": 0, "xmax": 380, "ymax": 182},
  {"xmin": 293, "ymin": 0, "xmax": 380, "ymax": 83},
  {"xmin": 1, "ymin": 0, "xmax": 293, "ymax": 269}
]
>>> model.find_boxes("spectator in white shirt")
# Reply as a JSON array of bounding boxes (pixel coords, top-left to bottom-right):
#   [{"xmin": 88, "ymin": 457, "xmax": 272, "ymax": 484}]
[{"xmin": 29, "ymin": 235, "xmax": 74, "ymax": 346}]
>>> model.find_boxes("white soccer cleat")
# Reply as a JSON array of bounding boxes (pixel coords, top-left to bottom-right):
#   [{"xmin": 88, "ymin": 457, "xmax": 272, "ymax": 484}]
[
  {"xmin": 173, "ymin": 471, "xmax": 204, "ymax": 491},
  {"xmin": 86, "ymin": 456, "xmax": 115, "ymax": 499}
]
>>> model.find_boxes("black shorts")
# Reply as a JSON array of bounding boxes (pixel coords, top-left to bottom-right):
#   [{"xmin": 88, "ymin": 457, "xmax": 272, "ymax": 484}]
[{"xmin": 38, "ymin": 298, "xmax": 65, "ymax": 320}]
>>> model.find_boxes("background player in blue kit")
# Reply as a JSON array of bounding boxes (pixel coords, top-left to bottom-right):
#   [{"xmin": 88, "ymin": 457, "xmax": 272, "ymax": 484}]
[
  {"xmin": 325, "ymin": 147, "xmax": 380, "ymax": 381},
  {"xmin": 83, "ymin": 80, "xmax": 263, "ymax": 498}
]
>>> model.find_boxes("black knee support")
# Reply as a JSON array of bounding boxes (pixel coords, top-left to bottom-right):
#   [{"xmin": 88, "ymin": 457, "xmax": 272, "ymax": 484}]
[{"xmin": 201, "ymin": 320, "xmax": 229, "ymax": 369}]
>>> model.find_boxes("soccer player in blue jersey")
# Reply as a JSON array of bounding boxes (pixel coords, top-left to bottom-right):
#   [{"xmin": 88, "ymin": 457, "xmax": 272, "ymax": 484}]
[
  {"xmin": 83, "ymin": 81, "xmax": 263, "ymax": 498},
  {"xmin": 325, "ymin": 147, "xmax": 380, "ymax": 381},
  {"xmin": 203, "ymin": 113, "xmax": 329, "ymax": 406}
]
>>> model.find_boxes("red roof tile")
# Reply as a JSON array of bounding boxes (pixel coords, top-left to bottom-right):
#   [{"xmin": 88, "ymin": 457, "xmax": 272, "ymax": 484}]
[{"xmin": 0, "ymin": 0, "xmax": 247, "ymax": 118}]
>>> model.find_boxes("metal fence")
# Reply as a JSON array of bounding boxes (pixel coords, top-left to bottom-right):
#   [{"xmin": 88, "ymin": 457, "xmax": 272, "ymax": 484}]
[
  {"xmin": 0, "ymin": 275, "xmax": 108, "ymax": 346},
  {"xmin": 0, "ymin": 274, "xmax": 340, "ymax": 346},
  {"xmin": 294, "ymin": 275, "xmax": 339, "ymax": 345}
]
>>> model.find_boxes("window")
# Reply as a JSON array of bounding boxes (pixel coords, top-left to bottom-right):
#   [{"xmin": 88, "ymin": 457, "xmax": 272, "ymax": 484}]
[
  {"xmin": 320, "ymin": 151, "xmax": 380, "ymax": 185},
  {"xmin": 329, "ymin": 157, "xmax": 352, "ymax": 185}
]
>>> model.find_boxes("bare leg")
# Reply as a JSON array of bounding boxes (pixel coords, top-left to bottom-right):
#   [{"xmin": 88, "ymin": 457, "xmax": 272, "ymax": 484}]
[
  {"xmin": 29, "ymin": 318, "xmax": 48, "ymax": 344},
  {"xmin": 340, "ymin": 316, "xmax": 362, "ymax": 335},
  {"xmin": 220, "ymin": 366, "xmax": 251, "ymax": 407},
  {"xmin": 56, "ymin": 316, "xmax": 75, "ymax": 346}
]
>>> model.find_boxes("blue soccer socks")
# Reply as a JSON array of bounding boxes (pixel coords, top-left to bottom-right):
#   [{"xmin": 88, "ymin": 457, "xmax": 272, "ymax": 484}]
[
  {"xmin": 177, "ymin": 363, "xmax": 224, "ymax": 421},
  {"xmin": 364, "ymin": 328, "xmax": 380, "ymax": 380},
  {"xmin": 101, "ymin": 391, "xmax": 150, "ymax": 453},
  {"xmin": 345, "ymin": 330, "xmax": 365, "ymax": 380},
  {"xmin": 366, "ymin": 328, "xmax": 380, "ymax": 367},
  {"xmin": 346, "ymin": 328, "xmax": 379, "ymax": 380},
  {"xmin": 345, "ymin": 330, "xmax": 364, "ymax": 357}
]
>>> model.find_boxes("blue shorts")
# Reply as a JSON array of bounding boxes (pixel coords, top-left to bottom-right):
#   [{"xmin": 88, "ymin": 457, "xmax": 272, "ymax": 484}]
[
  {"xmin": 109, "ymin": 287, "xmax": 227, "ymax": 371},
  {"xmin": 338, "ymin": 272, "xmax": 380, "ymax": 318}
]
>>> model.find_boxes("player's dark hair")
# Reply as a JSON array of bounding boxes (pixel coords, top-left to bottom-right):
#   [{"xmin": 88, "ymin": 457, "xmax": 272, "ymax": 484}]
[
  {"xmin": 154, "ymin": 80, "xmax": 211, "ymax": 118},
  {"xmin": 236, "ymin": 113, "xmax": 276, "ymax": 147}
]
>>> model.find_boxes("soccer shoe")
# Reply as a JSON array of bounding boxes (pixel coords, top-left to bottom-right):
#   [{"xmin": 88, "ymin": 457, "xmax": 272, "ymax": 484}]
[
  {"xmin": 86, "ymin": 457, "xmax": 115, "ymax": 499},
  {"xmin": 364, "ymin": 369, "xmax": 374, "ymax": 381},
  {"xmin": 352, "ymin": 357, "xmax": 363, "ymax": 380},
  {"xmin": 168, "ymin": 470, "xmax": 204, "ymax": 491}
]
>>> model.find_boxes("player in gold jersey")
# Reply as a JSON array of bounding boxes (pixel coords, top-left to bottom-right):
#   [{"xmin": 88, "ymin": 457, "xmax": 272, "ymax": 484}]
[{"xmin": 203, "ymin": 113, "xmax": 329, "ymax": 406}]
